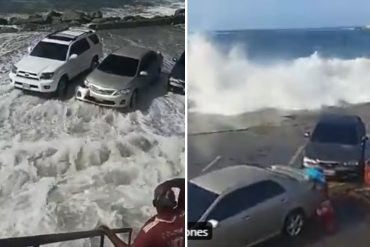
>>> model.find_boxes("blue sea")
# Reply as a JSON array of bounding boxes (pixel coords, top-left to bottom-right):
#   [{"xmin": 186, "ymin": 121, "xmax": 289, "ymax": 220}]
[
  {"xmin": 188, "ymin": 27, "xmax": 370, "ymax": 115},
  {"xmin": 213, "ymin": 27, "xmax": 370, "ymax": 61}
]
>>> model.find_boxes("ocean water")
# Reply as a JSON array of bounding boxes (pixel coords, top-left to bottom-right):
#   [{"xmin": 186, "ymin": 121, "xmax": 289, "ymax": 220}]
[
  {"xmin": 214, "ymin": 28, "xmax": 370, "ymax": 61},
  {"xmin": 0, "ymin": 0, "xmax": 185, "ymax": 17},
  {"xmin": 188, "ymin": 28, "xmax": 370, "ymax": 115}
]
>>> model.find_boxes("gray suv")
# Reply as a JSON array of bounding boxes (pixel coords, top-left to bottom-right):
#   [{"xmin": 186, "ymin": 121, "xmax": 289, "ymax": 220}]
[
  {"xmin": 76, "ymin": 46, "xmax": 163, "ymax": 109},
  {"xmin": 303, "ymin": 113, "xmax": 368, "ymax": 179}
]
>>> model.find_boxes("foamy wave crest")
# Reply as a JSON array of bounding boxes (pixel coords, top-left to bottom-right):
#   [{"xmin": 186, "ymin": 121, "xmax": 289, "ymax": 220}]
[
  {"xmin": 102, "ymin": 1, "xmax": 184, "ymax": 18},
  {"xmin": 188, "ymin": 34, "xmax": 370, "ymax": 115}
]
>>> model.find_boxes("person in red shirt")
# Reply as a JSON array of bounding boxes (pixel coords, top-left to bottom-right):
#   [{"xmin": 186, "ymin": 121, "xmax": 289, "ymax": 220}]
[{"xmin": 99, "ymin": 178, "xmax": 185, "ymax": 247}]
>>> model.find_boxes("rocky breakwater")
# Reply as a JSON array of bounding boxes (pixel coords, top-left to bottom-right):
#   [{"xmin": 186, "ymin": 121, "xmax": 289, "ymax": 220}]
[{"xmin": 0, "ymin": 8, "xmax": 185, "ymax": 32}]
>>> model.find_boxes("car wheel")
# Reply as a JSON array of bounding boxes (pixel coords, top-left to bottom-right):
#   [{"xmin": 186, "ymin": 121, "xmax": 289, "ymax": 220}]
[
  {"xmin": 90, "ymin": 56, "xmax": 99, "ymax": 70},
  {"xmin": 55, "ymin": 76, "xmax": 68, "ymax": 98},
  {"xmin": 283, "ymin": 210, "xmax": 305, "ymax": 238},
  {"xmin": 129, "ymin": 90, "xmax": 138, "ymax": 110}
]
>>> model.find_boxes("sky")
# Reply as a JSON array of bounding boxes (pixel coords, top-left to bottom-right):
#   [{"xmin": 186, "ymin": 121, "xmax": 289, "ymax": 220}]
[{"xmin": 188, "ymin": 0, "xmax": 370, "ymax": 31}]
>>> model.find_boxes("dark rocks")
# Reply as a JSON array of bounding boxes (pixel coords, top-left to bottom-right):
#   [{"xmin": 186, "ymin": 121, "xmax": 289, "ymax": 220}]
[
  {"xmin": 21, "ymin": 23, "xmax": 39, "ymax": 31},
  {"xmin": 87, "ymin": 10, "xmax": 103, "ymax": 19},
  {"xmin": 61, "ymin": 10, "xmax": 87, "ymax": 23},
  {"xmin": 91, "ymin": 17, "xmax": 121, "ymax": 23},
  {"xmin": 45, "ymin": 10, "xmax": 62, "ymax": 24},
  {"xmin": 0, "ymin": 18, "xmax": 8, "ymax": 25},
  {"xmin": 28, "ymin": 14, "xmax": 45, "ymax": 24},
  {"xmin": 122, "ymin": 15, "xmax": 146, "ymax": 22},
  {"xmin": 89, "ymin": 14, "xmax": 183, "ymax": 30},
  {"xmin": 0, "ymin": 26, "xmax": 18, "ymax": 33},
  {"xmin": 90, "ymin": 8, "xmax": 185, "ymax": 30},
  {"xmin": 0, "ymin": 7, "xmax": 185, "ymax": 31},
  {"xmin": 91, "ymin": 18, "xmax": 106, "ymax": 24},
  {"xmin": 50, "ymin": 16, "xmax": 62, "ymax": 24},
  {"xmin": 9, "ymin": 17, "xmax": 28, "ymax": 25}
]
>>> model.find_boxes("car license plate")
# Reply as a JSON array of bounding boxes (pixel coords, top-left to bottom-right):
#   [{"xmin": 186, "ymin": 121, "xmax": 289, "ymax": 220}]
[
  {"xmin": 23, "ymin": 84, "xmax": 31, "ymax": 89},
  {"xmin": 324, "ymin": 169, "xmax": 335, "ymax": 176}
]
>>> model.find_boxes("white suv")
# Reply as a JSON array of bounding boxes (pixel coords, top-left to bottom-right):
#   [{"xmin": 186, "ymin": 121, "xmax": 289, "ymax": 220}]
[{"xmin": 9, "ymin": 27, "xmax": 103, "ymax": 97}]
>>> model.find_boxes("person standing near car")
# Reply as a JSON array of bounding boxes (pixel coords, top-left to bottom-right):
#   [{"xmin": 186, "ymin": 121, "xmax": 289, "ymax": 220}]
[
  {"xmin": 304, "ymin": 166, "xmax": 336, "ymax": 234},
  {"xmin": 304, "ymin": 166, "xmax": 327, "ymax": 197},
  {"xmin": 99, "ymin": 178, "xmax": 185, "ymax": 247}
]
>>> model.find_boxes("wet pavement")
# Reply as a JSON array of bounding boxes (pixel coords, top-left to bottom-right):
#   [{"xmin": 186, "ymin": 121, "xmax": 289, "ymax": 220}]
[{"xmin": 188, "ymin": 105, "xmax": 370, "ymax": 247}]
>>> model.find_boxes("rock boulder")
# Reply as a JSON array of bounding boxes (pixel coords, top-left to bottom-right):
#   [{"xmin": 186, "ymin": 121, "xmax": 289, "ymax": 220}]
[
  {"xmin": 45, "ymin": 10, "xmax": 62, "ymax": 23},
  {"xmin": 0, "ymin": 18, "xmax": 8, "ymax": 25}
]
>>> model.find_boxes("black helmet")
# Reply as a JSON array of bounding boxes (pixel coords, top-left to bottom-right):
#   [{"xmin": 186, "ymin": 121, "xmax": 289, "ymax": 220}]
[{"xmin": 152, "ymin": 184, "xmax": 177, "ymax": 209}]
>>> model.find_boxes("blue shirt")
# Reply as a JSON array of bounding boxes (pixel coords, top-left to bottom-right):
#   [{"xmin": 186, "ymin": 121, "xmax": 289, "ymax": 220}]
[{"xmin": 304, "ymin": 167, "xmax": 326, "ymax": 185}]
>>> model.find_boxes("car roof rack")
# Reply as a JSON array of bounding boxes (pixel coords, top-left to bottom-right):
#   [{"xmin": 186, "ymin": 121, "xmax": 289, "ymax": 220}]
[
  {"xmin": 46, "ymin": 27, "xmax": 69, "ymax": 37},
  {"xmin": 68, "ymin": 26, "xmax": 95, "ymax": 33},
  {"xmin": 45, "ymin": 27, "xmax": 95, "ymax": 42}
]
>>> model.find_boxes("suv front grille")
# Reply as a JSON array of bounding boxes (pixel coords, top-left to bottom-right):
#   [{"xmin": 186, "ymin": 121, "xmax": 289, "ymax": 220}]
[
  {"xmin": 17, "ymin": 71, "xmax": 39, "ymax": 80},
  {"xmin": 318, "ymin": 162, "xmax": 339, "ymax": 169},
  {"xmin": 90, "ymin": 85, "xmax": 115, "ymax": 95}
]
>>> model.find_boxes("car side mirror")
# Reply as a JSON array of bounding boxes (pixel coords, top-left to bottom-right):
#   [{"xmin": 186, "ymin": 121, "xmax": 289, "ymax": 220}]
[
  {"xmin": 27, "ymin": 46, "xmax": 32, "ymax": 53},
  {"xmin": 208, "ymin": 219, "xmax": 219, "ymax": 228},
  {"xmin": 304, "ymin": 132, "xmax": 311, "ymax": 138},
  {"xmin": 139, "ymin": 71, "xmax": 148, "ymax": 76},
  {"xmin": 69, "ymin": 54, "xmax": 78, "ymax": 60}
]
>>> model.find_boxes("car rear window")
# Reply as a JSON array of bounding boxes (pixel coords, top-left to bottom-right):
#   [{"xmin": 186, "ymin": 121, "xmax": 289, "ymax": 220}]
[
  {"xmin": 98, "ymin": 54, "xmax": 139, "ymax": 77},
  {"xmin": 311, "ymin": 122, "xmax": 359, "ymax": 145}
]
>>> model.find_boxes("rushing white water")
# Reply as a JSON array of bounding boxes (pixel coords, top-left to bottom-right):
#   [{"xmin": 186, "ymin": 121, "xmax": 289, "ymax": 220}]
[
  {"xmin": 188, "ymin": 34, "xmax": 370, "ymax": 116},
  {"xmin": 103, "ymin": 1, "xmax": 185, "ymax": 18},
  {"xmin": 0, "ymin": 30, "xmax": 184, "ymax": 245}
]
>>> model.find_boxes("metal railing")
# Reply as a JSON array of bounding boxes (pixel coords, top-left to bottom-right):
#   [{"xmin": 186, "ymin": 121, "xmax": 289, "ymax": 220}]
[{"xmin": 0, "ymin": 228, "xmax": 132, "ymax": 247}]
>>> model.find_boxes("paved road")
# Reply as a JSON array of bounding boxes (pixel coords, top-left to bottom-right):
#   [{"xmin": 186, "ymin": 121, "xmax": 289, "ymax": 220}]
[{"xmin": 188, "ymin": 104, "xmax": 370, "ymax": 247}]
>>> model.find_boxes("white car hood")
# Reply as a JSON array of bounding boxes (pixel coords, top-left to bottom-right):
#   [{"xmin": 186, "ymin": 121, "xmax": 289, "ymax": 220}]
[{"xmin": 16, "ymin": 55, "xmax": 64, "ymax": 74}]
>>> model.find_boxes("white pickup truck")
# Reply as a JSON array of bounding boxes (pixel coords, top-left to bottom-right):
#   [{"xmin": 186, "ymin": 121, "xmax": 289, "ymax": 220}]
[{"xmin": 9, "ymin": 27, "xmax": 103, "ymax": 97}]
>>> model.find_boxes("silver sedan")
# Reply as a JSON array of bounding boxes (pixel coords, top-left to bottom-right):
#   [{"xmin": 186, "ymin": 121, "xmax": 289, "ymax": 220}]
[
  {"xmin": 188, "ymin": 165, "xmax": 324, "ymax": 247},
  {"xmin": 76, "ymin": 46, "xmax": 163, "ymax": 110}
]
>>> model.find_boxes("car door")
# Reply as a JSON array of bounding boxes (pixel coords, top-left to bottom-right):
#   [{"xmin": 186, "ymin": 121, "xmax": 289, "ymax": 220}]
[
  {"xmin": 69, "ymin": 38, "xmax": 91, "ymax": 77},
  {"xmin": 207, "ymin": 180, "xmax": 286, "ymax": 247},
  {"xmin": 244, "ymin": 180, "xmax": 287, "ymax": 246},
  {"xmin": 203, "ymin": 189, "xmax": 253, "ymax": 247}
]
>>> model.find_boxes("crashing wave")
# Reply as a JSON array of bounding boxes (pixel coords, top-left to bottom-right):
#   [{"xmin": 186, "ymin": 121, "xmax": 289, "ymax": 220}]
[{"xmin": 188, "ymin": 33, "xmax": 370, "ymax": 115}]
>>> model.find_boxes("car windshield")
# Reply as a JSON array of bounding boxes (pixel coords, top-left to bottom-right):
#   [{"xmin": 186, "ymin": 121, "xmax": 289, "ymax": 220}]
[
  {"xmin": 30, "ymin": 41, "xmax": 68, "ymax": 61},
  {"xmin": 311, "ymin": 122, "xmax": 359, "ymax": 145},
  {"xmin": 98, "ymin": 54, "xmax": 139, "ymax": 77},
  {"xmin": 188, "ymin": 182, "xmax": 218, "ymax": 222}
]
